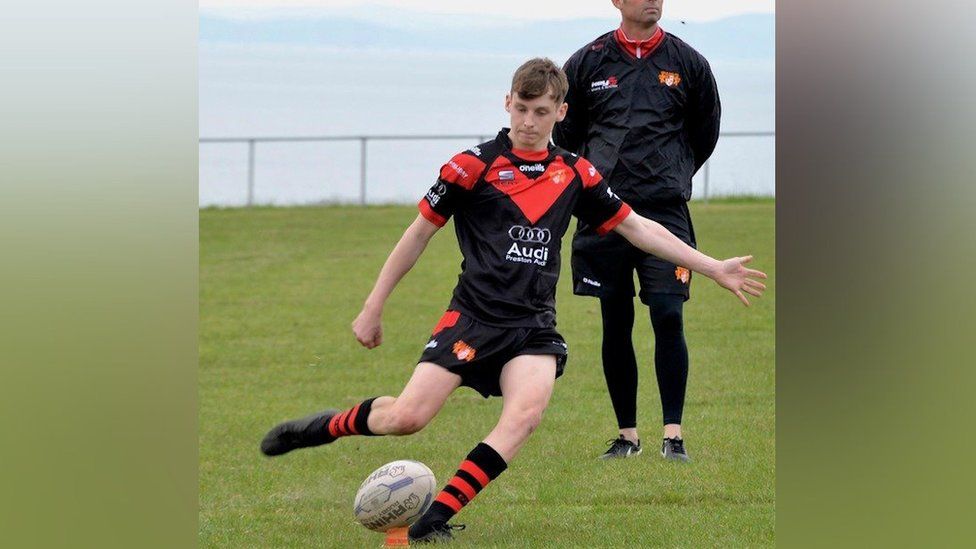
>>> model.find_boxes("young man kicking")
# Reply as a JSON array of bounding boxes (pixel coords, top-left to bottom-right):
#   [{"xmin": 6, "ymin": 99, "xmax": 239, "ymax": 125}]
[{"xmin": 260, "ymin": 58, "xmax": 766, "ymax": 544}]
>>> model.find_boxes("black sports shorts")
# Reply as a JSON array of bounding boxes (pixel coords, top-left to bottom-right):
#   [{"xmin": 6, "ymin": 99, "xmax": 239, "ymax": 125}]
[
  {"xmin": 571, "ymin": 200, "xmax": 696, "ymax": 303},
  {"xmin": 417, "ymin": 310, "xmax": 568, "ymax": 398}
]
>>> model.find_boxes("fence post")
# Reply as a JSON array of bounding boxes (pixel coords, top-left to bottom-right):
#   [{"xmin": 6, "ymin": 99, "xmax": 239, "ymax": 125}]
[
  {"xmin": 703, "ymin": 160, "xmax": 710, "ymax": 204},
  {"xmin": 247, "ymin": 139, "xmax": 256, "ymax": 207},
  {"xmin": 359, "ymin": 137, "xmax": 367, "ymax": 205}
]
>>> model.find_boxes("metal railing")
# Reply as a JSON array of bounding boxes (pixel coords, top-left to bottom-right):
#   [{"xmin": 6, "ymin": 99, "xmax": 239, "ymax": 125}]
[{"xmin": 199, "ymin": 131, "xmax": 774, "ymax": 206}]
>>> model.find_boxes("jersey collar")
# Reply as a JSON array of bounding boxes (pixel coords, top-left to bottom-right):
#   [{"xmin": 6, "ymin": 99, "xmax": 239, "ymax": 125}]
[
  {"xmin": 497, "ymin": 128, "xmax": 553, "ymax": 161},
  {"xmin": 614, "ymin": 25, "xmax": 664, "ymax": 59}
]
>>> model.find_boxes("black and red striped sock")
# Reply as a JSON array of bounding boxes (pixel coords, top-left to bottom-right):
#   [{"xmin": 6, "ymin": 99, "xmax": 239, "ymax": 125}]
[
  {"xmin": 421, "ymin": 442, "xmax": 508, "ymax": 525},
  {"xmin": 326, "ymin": 397, "xmax": 379, "ymax": 439}
]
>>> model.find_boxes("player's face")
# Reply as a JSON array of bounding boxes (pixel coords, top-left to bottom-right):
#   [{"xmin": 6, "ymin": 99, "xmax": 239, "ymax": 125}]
[
  {"xmin": 504, "ymin": 91, "xmax": 568, "ymax": 151},
  {"xmin": 612, "ymin": 0, "xmax": 663, "ymax": 25}
]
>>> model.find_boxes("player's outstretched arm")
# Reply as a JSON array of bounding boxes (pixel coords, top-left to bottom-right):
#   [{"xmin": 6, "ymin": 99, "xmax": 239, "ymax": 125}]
[
  {"xmin": 352, "ymin": 214, "xmax": 441, "ymax": 348},
  {"xmin": 612, "ymin": 211, "xmax": 767, "ymax": 306}
]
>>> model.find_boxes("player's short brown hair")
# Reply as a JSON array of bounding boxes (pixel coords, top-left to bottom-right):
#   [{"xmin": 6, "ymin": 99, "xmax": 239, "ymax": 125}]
[{"xmin": 511, "ymin": 57, "xmax": 569, "ymax": 104}]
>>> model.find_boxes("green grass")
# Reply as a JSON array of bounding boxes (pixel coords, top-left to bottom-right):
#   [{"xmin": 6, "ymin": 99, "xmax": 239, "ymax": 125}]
[{"xmin": 200, "ymin": 199, "xmax": 775, "ymax": 547}]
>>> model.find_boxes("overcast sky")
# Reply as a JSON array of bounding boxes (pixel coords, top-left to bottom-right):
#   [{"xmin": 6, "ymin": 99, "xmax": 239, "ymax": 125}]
[{"xmin": 199, "ymin": 0, "xmax": 775, "ymax": 22}]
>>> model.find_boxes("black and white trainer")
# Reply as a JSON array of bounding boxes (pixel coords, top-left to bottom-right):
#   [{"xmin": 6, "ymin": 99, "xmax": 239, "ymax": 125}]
[
  {"xmin": 408, "ymin": 520, "xmax": 465, "ymax": 544},
  {"xmin": 661, "ymin": 437, "xmax": 691, "ymax": 462},
  {"xmin": 599, "ymin": 435, "xmax": 642, "ymax": 459},
  {"xmin": 259, "ymin": 409, "xmax": 339, "ymax": 456}
]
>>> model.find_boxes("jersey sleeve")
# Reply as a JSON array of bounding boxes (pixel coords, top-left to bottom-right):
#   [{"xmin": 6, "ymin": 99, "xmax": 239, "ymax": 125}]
[
  {"xmin": 553, "ymin": 51, "xmax": 589, "ymax": 154},
  {"xmin": 418, "ymin": 151, "xmax": 486, "ymax": 226},
  {"xmin": 687, "ymin": 55, "xmax": 721, "ymax": 173},
  {"xmin": 572, "ymin": 157, "xmax": 632, "ymax": 235}
]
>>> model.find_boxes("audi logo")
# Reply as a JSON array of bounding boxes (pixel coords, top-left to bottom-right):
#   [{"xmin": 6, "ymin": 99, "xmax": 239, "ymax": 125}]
[{"xmin": 508, "ymin": 225, "xmax": 551, "ymax": 244}]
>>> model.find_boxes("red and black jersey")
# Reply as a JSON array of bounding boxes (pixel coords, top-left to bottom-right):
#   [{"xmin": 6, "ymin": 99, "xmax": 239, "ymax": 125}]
[{"xmin": 418, "ymin": 129, "xmax": 631, "ymax": 328}]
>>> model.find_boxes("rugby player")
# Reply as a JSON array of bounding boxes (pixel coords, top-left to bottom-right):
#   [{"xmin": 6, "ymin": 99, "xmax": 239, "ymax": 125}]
[{"xmin": 260, "ymin": 58, "xmax": 765, "ymax": 543}]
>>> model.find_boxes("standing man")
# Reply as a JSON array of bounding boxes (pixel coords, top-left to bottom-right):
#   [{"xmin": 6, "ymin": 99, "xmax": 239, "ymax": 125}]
[{"xmin": 554, "ymin": 0, "xmax": 722, "ymax": 462}]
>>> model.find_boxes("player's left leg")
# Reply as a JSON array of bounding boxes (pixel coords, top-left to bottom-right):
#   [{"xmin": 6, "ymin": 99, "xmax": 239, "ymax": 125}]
[
  {"xmin": 647, "ymin": 292, "xmax": 691, "ymax": 462},
  {"xmin": 408, "ymin": 354, "xmax": 557, "ymax": 542}
]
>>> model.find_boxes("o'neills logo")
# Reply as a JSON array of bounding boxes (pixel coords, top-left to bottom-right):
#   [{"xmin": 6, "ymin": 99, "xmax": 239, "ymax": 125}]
[
  {"xmin": 590, "ymin": 76, "xmax": 618, "ymax": 91},
  {"xmin": 519, "ymin": 163, "xmax": 545, "ymax": 173}
]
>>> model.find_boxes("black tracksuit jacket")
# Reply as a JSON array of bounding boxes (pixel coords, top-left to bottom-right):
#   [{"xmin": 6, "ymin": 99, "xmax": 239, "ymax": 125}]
[{"xmin": 554, "ymin": 30, "xmax": 721, "ymax": 206}]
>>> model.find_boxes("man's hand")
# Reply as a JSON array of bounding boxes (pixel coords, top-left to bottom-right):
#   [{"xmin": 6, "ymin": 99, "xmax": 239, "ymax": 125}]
[
  {"xmin": 712, "ymin": 255, "xmax": 767, "ymax": 306},
  {"xmin": 352, "ymin": 307, "xmax": 383, "ymax": 349}
]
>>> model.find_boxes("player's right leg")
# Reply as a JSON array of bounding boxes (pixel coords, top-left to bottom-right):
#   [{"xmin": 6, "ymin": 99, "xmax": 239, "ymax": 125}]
[
  {"xmin": 259, "ymin": 362, "xmax": 460, "ymax": 456},
  {"xmin": 598, "ymin": 295, "xmax": 643, "ymax": 459}
]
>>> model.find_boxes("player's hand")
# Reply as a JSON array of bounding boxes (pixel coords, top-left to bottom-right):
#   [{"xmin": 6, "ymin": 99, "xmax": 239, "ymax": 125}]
[
  {"xmin": 713, "ymin": 255, "xmax": 768, "ymax": 306},
  {"xmin": 352, "ymin": 307, "xmax": 383, "ymax": 349}
]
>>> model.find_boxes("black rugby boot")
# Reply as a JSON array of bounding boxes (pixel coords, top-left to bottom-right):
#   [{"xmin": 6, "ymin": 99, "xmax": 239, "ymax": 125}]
[
  {"xmin": 260, "ymin": 409, "xmax": 339, "ymax": 456},
  {"xmin": 408, "ymin": 520, "xmax": 465, "ymax": 544}
]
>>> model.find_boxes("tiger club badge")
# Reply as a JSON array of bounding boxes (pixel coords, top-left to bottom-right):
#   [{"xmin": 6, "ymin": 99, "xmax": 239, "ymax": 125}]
[
  {"xmin": 675, "ymin": 266, "xmax": 691, "ymax": 284},
  {"xmin": 452, "ymin": 340, "xmax": 477, "ymax": 362},
  {"xmin": 659, "ymin": 70, "xmax": 682, "ymax": 87}
]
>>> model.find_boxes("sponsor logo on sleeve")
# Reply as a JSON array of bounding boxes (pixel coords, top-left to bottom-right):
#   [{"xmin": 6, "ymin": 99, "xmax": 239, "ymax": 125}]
[
  {"xmin": 448, "ymin": 160, "xmax": 470, "ymax": 179},
  {"xmin": 425, "ymin": 182, "xmax": 447, "ymax": 206}
]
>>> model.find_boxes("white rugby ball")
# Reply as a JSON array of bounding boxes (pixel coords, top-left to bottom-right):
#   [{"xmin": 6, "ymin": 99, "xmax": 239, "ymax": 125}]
[{"xmin": 353, "ymin": 460, "xmax": 437, "ymax": 532}]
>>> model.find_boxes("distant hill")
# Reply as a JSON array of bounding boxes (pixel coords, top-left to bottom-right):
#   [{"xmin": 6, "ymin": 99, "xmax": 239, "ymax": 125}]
[{"xmin": 199, "ymin": 8, "xmax": 773, "ymax": 61}]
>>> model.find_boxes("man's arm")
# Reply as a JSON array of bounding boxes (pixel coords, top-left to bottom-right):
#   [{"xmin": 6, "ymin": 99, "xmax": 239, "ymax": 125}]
[
  {"xmin": 352, "ymin": 214, "xmax": 440, "ymax": 348},
  {"xmin": 687, "ymin": 57, "xmax": 721, "ymax": 173},
  {"xmin": 613, "ymin": 211, "xmax": 766, "ymax": 305},
  {"xmin": 553, "ymin": 54, "xmax": 588, "ymax": 153}
]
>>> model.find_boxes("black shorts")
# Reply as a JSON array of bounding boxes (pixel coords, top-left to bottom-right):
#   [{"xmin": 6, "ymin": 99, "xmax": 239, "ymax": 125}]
[
  {"xmin": 417, "ymin": 310, "xmax": 568, "ymax": 398},
  {"xmin": 571, "ymin": 200, "xmax": 696, "ymax": 303}
]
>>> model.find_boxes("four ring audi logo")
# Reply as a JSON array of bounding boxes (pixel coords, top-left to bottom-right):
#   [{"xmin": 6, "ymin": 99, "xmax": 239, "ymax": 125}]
[{"xmin": 508, "ymin": 225, "xmax": 551, "ymax": 244}]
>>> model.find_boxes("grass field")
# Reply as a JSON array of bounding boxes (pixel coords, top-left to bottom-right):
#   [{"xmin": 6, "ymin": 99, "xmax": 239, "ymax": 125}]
[{"xmin": 200, "ymin": 200, "xmax": 775, "ymax": 547}]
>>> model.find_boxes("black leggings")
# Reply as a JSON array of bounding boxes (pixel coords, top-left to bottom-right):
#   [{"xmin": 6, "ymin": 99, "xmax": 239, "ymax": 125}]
[{"xmin": 599, "ymin": 293, "xmax": 688, "ymax": 428}]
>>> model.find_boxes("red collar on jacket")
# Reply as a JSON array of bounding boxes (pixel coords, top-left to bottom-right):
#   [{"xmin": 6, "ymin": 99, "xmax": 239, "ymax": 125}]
[{"xmin": 614, "ymin": 25, "xmax": 664, "ymax": 59}]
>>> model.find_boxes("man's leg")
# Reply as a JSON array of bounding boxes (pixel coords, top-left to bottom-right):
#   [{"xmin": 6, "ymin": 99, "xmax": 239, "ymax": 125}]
[
  {"xmin": 260, "ymin": 362, "xmax": 460, "ymax": 456},
  {"xmin": 366, "ymin": 362, "xmax": 462, "ymax": 435},
  {"xmin": 408, "ymin": 355, "xmax": 556, "ymax": 541},
  {"xmin": 598, "ymin": 295, "xmax": 643, "ymax": 456},
  {"xmin": 483, "ymin": 354, "xmax": 557, "ymax": 460},
  {"xmin": 646, "ymin": 293, "xmax": 691, "ymax": 461}
]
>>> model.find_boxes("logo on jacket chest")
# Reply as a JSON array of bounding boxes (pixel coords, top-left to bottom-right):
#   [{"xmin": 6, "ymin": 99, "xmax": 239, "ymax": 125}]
[
  {"xmin": 590, "ymin": 76, "xmax": 619, "ymax": 91},
  {"xmin": 658, "ymin": 70, "xmax": 682, "ymax": 87}
]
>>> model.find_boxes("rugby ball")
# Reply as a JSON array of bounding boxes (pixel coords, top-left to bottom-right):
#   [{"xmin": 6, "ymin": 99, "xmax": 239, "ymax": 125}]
[{"xmin": 353, "ymin": 460, "xmax": 437, "ymax": 532}]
